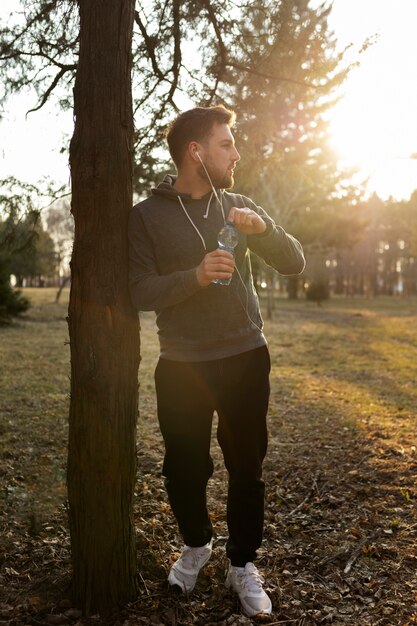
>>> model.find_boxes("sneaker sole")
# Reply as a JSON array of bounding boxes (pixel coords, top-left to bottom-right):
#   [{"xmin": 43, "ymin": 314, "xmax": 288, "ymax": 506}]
[{"xmin": 168, "ymin": 576, "xmax": 193, "ymax": 594}]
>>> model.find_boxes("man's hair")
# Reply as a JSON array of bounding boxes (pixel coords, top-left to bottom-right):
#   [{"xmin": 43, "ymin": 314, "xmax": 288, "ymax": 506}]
[{"xmin": 165, "ymin": 105, "xmax": 236, "ymax": 169}]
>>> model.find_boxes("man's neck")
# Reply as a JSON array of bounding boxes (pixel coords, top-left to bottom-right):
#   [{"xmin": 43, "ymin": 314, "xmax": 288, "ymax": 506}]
[{"xmin": 173, "ymin": 172, "xmax": 212, "ymax": 199}]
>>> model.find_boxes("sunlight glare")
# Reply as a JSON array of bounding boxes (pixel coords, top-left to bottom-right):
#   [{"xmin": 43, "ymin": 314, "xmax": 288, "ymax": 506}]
[{"xmin": 327, "ymin": 0, "xmax": 417, "ymax": 199}]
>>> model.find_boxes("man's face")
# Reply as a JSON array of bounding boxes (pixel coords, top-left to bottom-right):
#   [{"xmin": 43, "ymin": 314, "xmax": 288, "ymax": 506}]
[{"xmin": 197, "ymin": 123, "xmax": 240, "ymax": 189}]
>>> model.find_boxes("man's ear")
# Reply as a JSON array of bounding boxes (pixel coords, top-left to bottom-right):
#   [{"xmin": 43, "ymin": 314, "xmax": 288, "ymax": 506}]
[{"xmin": 189, "ymin": 142, "xmax": 201, "ymax": 162}]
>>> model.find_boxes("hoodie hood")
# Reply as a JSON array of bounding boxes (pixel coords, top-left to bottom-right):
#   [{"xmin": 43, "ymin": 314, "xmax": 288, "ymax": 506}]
[
  {"xmin": 152, "ymin": 174, "xmax": 218, "ymax": 204},
  {"xmin": 152, "ymin": 174, "xmax": 178, "ymax": 198}
]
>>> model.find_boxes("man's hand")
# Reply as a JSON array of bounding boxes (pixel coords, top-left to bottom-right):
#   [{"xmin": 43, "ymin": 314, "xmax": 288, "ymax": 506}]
[
  {"xmin": 196, "ymin": 249, "xmax": 235, "ymax": 287},
  {"xmin": 228, "ymin": 207, "xmax": 267, "ymax": 235}
]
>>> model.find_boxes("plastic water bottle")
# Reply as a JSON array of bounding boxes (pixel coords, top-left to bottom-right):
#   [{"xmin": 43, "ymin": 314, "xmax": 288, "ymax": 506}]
[{"xmin": 212, "ymin": 221, "xmax": 239, "ymax": 285}]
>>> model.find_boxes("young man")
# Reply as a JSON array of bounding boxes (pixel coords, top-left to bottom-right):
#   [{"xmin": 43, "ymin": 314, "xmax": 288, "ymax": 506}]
[{"xmin": 128, "ymin": 106, "xmax": 305, "ymax": 617}]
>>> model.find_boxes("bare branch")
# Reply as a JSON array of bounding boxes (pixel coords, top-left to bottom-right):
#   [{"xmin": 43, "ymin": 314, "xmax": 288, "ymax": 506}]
[
  {"xmin": 26, "ymin": 67, "xmax": 69, "ymax": 114},
  {"xmin": 0, "ymin": 45, "xmax": 76, "ymax": 71},
  {"xmin": 200, "ymin": 0, "xmax": 227, "ymax": 66},
  {"xmin": 182, "ymin": 65, "xmax": 227, "ymax": 107},
  {"xmin": 166, "ymin": 0, "xmax": 181, "ymax": 107},
  {"xmin": 37, "ymin": 42, "xmax": 77, "ymax": 70},
  {"xmin": 134, "ymin": 9, "xmax": 164, "ymax": 81}
]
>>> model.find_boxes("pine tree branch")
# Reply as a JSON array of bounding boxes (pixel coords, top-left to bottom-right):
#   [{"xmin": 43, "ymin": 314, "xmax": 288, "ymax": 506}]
[
  {"xmin": 201, "ymin": 0, "xmax": 227, "ymax": 65},
  {"xmin": 134, "ymin": 9, "xmax": 165, "ymax": 82},
  {"xmin": 0, "ymin": 1, "xmax": 56, "ymax": 51},
  {"xmin": 37, "ymin": 43, "xmax": 77, "ymax": 70},
  {"xmin": 166, "ymin": 0, "xmax": 181, "ymax": 107},
  {"xmin": 0, "ymin": 45, "xmax": 76, "ymax": 71},
  {"xmin": 227, "ymin": 61, "xmax": 325, "ymax": 89},
  {"xmin": 26, "ymin": 67, "xmax": 68, "ymax": 114}
]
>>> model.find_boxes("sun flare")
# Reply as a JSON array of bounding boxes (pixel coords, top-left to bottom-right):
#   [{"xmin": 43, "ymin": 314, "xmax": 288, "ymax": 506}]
[
  {"xmin": 325, "ymin": 0, "xmax": 417, "ymax": 199},
  {"xmin": 327, "ymin": 82, "xmax": 417, "ymax": 199}
]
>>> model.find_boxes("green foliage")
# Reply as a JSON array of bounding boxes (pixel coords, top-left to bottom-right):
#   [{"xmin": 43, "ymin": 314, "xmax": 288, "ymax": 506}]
[
  {"xmin": 292, "ymin": 201, "xmax": 367, "ymax": 251},
  {"xmin": 331, "ymin": 192, "xmax": 417, "ymax": 296},
  {"xmin": 209, "ymin": 0, "xmax": 368, "ymax": 267},
  {"xmin": 0, "ymin": 2, "xmax": 77, "ymax": 112},
  {"xmin": 0, "ymin": 1, "xmax": 359, "ymax": 198},
  {"xmin": 0, "ymin": 260, "xmax": 30, "ymax": 324},
  {"xmin": 0, "ymin": 178, "xmax": 59, "ymax": 288},
  {"xmin": 305, "ymin": 280, "xmax": 330, "ymax": 304},
  {"xmin": 5, "ymin": 0, "xmax": 415, "ymax": 299},
  {"xmin": 8, "ymin": 220, "xmax": 57, "ymax": 286}
]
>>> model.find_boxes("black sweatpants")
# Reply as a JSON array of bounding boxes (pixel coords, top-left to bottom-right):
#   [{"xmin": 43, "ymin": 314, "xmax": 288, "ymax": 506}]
[{"xmin": 154, "ymin": 345, "xmax": 270, "ymax": 567}]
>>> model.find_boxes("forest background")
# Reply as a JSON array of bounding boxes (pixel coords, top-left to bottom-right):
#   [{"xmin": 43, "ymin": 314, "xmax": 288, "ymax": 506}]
[{"xmin": 1, "ymin": 0, "xmax": 417, "ymax": 310}]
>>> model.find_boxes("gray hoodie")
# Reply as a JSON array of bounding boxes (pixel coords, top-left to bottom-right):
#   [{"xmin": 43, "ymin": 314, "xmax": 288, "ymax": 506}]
[{"xmin": 128, "ymin": 175, "xmax": 305, "ymax": 361}]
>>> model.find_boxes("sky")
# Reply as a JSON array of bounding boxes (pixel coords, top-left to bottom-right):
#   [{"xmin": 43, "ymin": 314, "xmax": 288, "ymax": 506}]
[
  {"xmin": 326, "ymin": 0, "xmax": 417, "ymax": 200},
  {"xmin": 1, "ymin": 0, "xmax": 417, "ymax": 201}
]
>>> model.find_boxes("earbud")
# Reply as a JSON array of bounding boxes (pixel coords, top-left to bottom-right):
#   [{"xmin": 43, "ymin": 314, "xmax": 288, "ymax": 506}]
[{"xmin": 195, "ymin": 151, "xmax": 202, "ymax": 162}]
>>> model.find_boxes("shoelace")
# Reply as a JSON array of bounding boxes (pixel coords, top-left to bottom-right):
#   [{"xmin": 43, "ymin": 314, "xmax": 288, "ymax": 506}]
[
  {"xmin": 180, "ymin": 545, "xmax": 208, "ymax": 569},
  {"xmin": 236, "ymin": 567, "xmax": 264, "ymax": 593}
]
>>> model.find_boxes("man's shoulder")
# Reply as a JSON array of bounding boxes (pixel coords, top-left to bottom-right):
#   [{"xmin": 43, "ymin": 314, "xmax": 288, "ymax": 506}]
[
  {"xmin": 132, "ymin": 195, "xmax": 155, "ymax": 212},
  {"xmin": 130, "ymin": 192, "xmax": 179, "ymax": 230},
  {"xmin": 223, "ymin": 190, "xmax": 255, "ymax": 207},
  {"xmin": 129, "ymin": 196, "xmax": 158, "ymax": 230},
  {"xmin": 131, "ymin": 194, "xmax": 167, "ymax": 221}
]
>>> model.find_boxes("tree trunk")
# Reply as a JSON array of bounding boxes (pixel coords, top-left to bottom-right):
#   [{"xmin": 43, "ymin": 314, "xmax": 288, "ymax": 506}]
[
  {"xmin": 55, "ymin": 275, "xmax": 71, "ymax": 303},
  {"xmin": 287, "ymin": 276, "xmax": 299, "ymax": 299},
  {"xmin": 67, "ymin": 0, "xmax": 139, "ymax": 615}
]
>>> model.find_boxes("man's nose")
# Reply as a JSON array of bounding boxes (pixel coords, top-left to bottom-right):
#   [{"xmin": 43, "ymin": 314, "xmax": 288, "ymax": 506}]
[{"xmin": 233, "ymin": 147, "xmax": 241, "ymax": 162}]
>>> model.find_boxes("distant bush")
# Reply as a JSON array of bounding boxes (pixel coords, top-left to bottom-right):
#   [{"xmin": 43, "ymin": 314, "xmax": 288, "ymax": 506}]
[
  {"xmin": 306, "ymin": 280, "xmax": 330, "ymax": 305},
  {"xmin": 0, "ymin": 271, "xmax": 30, "ymax": 324}
]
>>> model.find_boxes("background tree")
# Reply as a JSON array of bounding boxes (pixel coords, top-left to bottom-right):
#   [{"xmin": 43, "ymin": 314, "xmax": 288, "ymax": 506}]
[
  {"xmin": 402, "ymin": 190, "xmax": 417, "ymax": 295},
  {"xmin": 66, "ymin": 0, "xmax": 139, "ymax": 615},
  {"xmin": 6, "ymin": 210, "xmax": 57, "ymax": 286},
  {"xmin": 2, "ymin": 0, "xmax": 374, "ymax": 305},
  {"xmin": 306, "ymin": 191, "xmax": 417, "ymax": 297},
  {"xmin": 0, "ymin": 1, "xmax": 357, "ymax": 190},
  {"xmin": 0, "ymin": 177, "xmax": 59, "ymax": 322},
  {"xmin": 0, "ymin": 221, "xmax": 30, "ymax": 323},
  {"xmin": 45, "ymin": 197, "xmax": 74, "ymax": 299},
  {"xmin": 0, "ymin": 264, "xmax": 29, "ymax": 323},
  {"xmin": 209, "ymin": 0, "xmax": 363, "ymax": 299},
  {"xmin": 0, "ymin": 179, "xmax": 59, "ymax": 286}
]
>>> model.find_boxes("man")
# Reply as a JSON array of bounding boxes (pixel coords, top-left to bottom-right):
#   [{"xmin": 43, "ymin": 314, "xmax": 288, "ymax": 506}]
[{"xmin": 128, "ymin": 105, "xmax": 305, "ymax": 617}]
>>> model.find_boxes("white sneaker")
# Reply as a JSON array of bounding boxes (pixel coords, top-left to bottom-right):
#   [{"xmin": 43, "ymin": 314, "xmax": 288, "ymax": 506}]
[
  {"xmin": 226, "ymin": 562, "xmax": 272, "ymax": 616},
  {"xmin": 168, "ymin": 540, "xmax": 213, "ymax": 593}
]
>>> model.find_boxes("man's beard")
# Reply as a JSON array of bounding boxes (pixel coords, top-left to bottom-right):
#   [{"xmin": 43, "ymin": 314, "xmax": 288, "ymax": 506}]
[{"xmin": 197, "ymin": 162, "xmax": 234, "ymax": 190}]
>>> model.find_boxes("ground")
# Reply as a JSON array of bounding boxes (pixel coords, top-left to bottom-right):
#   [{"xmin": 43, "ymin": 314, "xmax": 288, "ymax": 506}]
[{"xmin": 0, "ymin": 289, "xmax": 416, "ymax": 626}]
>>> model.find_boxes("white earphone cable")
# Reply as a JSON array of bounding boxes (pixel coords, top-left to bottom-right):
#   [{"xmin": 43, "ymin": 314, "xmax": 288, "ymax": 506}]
[
  {"xmin": 196, "ymin": 152, "xmax": 226, "ymax": 223},
  {"xmin": 177, "ymin": 195, "xmax": 207, "ymax": 251},
  {"xmin": 178, "ymin": 153, "xmax": 263, "ymax": 334}
]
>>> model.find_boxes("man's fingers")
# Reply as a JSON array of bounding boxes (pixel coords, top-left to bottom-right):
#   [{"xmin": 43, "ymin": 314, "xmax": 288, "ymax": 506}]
[
  {"xmin": 227, "ymin": 207, "xmax": 266, "ymax": 235},
  {"xmin": 196, "ymin": 250, "xmax": 235, "ymax": 286},
  {"xmin": 209, "ymin": 249, "xmax": 234, "ymax": 259},
  {"xmin": 207, "ymin": 250, "xmax": 234, "ymax": 266},
  {"xmin": 207, "ymin": 257, "xmax": 235, "ymax": 274}
]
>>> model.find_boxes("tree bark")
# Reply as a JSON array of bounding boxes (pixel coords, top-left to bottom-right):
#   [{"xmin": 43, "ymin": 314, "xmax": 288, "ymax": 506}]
[{"xmin": 67, "ymin": 0, "xmax": 139, "ymax": 615}]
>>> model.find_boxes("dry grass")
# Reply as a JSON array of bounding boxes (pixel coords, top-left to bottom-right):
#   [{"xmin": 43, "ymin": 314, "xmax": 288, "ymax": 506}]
[{"xmin": 1, "ymin": 289, "xmax": 417, "ymax": 625}]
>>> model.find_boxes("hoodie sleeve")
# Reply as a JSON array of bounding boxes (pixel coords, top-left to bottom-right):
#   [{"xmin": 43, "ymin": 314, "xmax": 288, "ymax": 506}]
[
  {"xmin": 242, "ymin": 196, "xmax": 306, "ymax": 276},
  {"xmin": 128, "ymin": 208, "xmax": 203, "ymax": 311}
]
